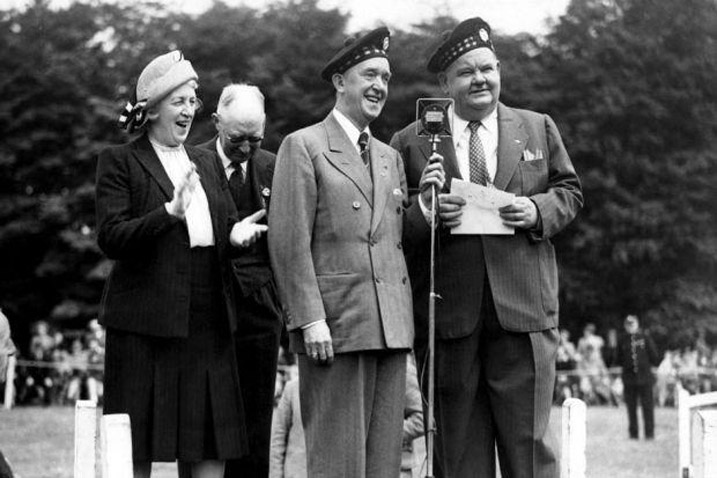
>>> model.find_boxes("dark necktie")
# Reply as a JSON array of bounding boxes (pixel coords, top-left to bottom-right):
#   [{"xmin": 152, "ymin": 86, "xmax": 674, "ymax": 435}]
[
  {"xmin": 228, "ymin": 163, "xmax": 245, "ymax": 205},
  {"xmin": 358, "ymin": 132, "xmax": 370, "ymax": 168},
  {"xmin": 468, "ymin": 121, "xmax": 489, "ymax": 185}
]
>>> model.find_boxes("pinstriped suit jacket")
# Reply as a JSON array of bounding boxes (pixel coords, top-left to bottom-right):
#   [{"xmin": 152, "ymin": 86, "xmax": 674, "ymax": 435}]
[
  {"xmin": 95, "ymin": 134, "xmax": 238, "ymax": 337},
  {"xmin": 268, "ymin": 113, "xmax": 415, "ymax": 354},
  {"xmin": 392, "ymin": 103, "xmax": 583, "ymax": 338}
]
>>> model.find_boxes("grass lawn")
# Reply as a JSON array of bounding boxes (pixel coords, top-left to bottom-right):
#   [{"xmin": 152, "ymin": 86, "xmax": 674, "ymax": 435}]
[{"xmin": 1, "ymin": 404, "xmax": 677, "ymax": 478}]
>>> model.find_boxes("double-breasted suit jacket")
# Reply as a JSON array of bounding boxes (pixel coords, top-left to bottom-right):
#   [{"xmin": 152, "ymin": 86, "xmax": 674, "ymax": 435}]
[
  {"xmin": 96, "ymin": 134, "xmax": 238, "ymax": 337},
  {"xmin": 268, "ymin": 113, "xmax": 415, "ymax": 353},
  {"xmin": 392, "ymin": 103, "xmax": 583, "ymax": 341}
]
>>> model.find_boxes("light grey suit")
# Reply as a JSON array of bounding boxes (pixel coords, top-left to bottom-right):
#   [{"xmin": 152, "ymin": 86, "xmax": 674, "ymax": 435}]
[{"xmin": 269, "ymin": 112, "xmax": 417, "ymax": 478}]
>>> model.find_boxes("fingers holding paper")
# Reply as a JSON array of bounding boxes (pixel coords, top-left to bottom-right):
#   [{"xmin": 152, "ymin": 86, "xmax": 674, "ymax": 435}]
[{"xmin": 499, "ymin": 196, "xmax": 538, "ymax": 229}]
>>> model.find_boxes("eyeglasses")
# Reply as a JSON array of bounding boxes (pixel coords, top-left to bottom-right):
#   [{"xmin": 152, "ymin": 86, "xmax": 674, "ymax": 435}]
[{"xmin": 224, "ymin": 134, "xmax": 263, "ymax": 144}]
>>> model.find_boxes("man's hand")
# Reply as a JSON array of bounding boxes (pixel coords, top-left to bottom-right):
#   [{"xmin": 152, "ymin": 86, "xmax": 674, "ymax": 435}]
[
  {"xmin": 166, "ymin": 164, "xmax": 199, "ymax": 219},
  {"xmin": 303, "ymin": 321, "xmax": 334, "ymax": 365},
  {"xmin": 419, "ymin": 153, "xmax": 446, "ymax": 210},
  {"xmin": 499, "ymin": 197, "xmax": 538, "ymax": 229},
  {"xmin": 230, "ymin": 209, "xmax": 269, "ymax": 247},
  {"xmin": 437, "ymin": 194, "xmax": 466, "ymax": 229}
]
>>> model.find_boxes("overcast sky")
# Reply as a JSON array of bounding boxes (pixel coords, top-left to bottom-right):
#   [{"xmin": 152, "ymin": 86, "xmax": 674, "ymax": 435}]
[
  {"xmin": 1, "ymin": 0, "xmax": 572, "ymax": 36},
  {"xmin": 180, "ymin": 0, "xmax": 572, "ymax": 35}
]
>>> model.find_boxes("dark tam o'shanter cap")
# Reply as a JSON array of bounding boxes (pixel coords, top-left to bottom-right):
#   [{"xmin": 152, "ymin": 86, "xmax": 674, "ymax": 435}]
[
  {"xmin": 427, "ymin": 17, "xmax": 495, "ymax": 73},
  {"xmin": 320, "ymin": 26, "xmax": 391, "ymax": 82}
]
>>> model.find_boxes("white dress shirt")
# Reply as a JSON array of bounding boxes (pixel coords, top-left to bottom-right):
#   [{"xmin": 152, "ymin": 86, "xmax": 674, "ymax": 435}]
[
  {"xmin": 150, "ymin": 139, "xmax": 215, "ymax": 247},
  {"xmin": 333, "ymin": 108, "xmax": 370, "ymax": 153},
  {"xmin": 451, "ymin": 106, "xmax": 499, "ymax": 184}
]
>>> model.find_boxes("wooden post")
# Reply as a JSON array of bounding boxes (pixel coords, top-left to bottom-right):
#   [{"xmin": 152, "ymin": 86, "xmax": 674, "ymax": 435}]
[
  {"xmin": 74, "ymin": 400, "xmax": 97, "ymax": 478},
  {"xmin": 3, "ymin": 355, "xmax": 15, "ymax": 410},
  {"xmin": 101, "ymin": 414, "xmax": 133, "ymax": 478},
  {"xmin": 691, "ymin": 410, "xmax": 717, "ymax": 478},
  {"xmin": 678, "ymin": 383, "xmax": 691, "ymax": 478},
  {"xmin": 561, "ymin": 397, "xmax": 586, "ymax": 478}
]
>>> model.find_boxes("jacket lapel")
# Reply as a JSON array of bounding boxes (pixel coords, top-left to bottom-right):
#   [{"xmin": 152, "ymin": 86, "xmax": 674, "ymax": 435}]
[
  {"xmin": 322, "ymin": 115, "xmax": 373, "ymax": 206},
  {"xmin": 187, "ymin": 146, "xmax": 223, "ymax": 246},
  {"xmin": 249, "ymin": 149, "xmax": 273, "ymax": 210},
  {"xmin": 494, "ymin": 103, "xmax": 528, "ymax": 191},
  {"xmin": 132, "ymin": 135, "xmax": 174, "ymax": 200}
]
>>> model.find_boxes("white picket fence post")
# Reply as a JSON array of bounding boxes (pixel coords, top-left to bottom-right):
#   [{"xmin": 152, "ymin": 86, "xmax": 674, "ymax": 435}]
[
  {"xmin": 561, "ymin": 397, "xmax": 586, "ymax": 478},
  {"xmin": 101, "ymin": 413, "xmax": 134, "ymax": 478},
  {"xmin": 74, "ymin": 400, "xmax": 97, "ymax": 478},
  {"xmin": 677, "ymin": 382, "xmax": 717, "ymax": 478},
  {"xmin": 3, "ymin": 355, "xmax": 15, "ymax": 410},
  {"xmin": 691, "ymin": 410, "xmax": 717, "ymax": 478}
]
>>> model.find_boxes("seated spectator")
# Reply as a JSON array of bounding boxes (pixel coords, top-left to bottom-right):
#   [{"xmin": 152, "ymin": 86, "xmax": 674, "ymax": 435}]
[{"xmin": 555, "ymin": 328, "xmax": 580, "ymax": 403}]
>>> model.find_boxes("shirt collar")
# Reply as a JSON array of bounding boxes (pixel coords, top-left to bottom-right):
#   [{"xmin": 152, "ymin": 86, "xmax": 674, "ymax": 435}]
[
  {"xmin": 332, "ymin": 108, "xmax": 370, "ymax": 149},
  {"xmin": 452, "ymin": 105, "xmax": 499, "ymax": 138}
]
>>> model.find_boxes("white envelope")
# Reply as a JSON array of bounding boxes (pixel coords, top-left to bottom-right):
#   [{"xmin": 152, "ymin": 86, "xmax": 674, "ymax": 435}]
[{"xmin": 450, "ymin": 179, "xmax": 515, "ymax": 235}]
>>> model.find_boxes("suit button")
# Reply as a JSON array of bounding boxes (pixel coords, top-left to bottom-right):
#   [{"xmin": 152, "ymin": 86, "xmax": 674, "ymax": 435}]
[
  {"xmin": 397, "ymin": 242, "xmax": 402, "ymax": 249},
  {"xmin": 402, "ymin": 277, "xmax": 407, "ymax": 284},
  {"xmin": 374, "ymin": 277, "xmax": 381, "ymax": 284},
  {"xmin": 353, "ymin": 201, "xmax": 361, "ymax": 210}
]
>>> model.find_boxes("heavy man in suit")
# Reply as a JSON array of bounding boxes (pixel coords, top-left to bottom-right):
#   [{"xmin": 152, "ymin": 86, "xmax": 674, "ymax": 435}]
[
  {"xmin": 197, "ymin": 84, "xmax": 284, "ymax": 478},
  {"xmin": 391, "ymin": 17, "xmax": 583, "ymax": 478},
  {"xmin": 268, "ymin": 27, "xmax": 441, "ymax": 478}
]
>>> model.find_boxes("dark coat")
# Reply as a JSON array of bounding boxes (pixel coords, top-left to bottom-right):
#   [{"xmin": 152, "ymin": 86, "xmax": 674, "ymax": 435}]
[
  {"xmin": 95, "ymin": 134, "xmax": 238, "ymax": 337},
  {"xmin": 392, "ymin": 103, "xmax": 583, "ymax": 338},
  {"xmin": 617, "ymin": 331, "xmax": 660, "ymax": 385}
]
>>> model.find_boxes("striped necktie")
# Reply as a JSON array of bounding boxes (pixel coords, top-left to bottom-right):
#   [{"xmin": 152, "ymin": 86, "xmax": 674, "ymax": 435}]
[{"xmin": 358, "ymin": 132, "xmax": 370, "ymax": 168}]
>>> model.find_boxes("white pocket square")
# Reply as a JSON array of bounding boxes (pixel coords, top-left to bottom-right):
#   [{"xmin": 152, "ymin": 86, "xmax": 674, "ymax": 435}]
[{"xmin": 523, "ymin": 149, "xmax": 544, "ymax": 161}]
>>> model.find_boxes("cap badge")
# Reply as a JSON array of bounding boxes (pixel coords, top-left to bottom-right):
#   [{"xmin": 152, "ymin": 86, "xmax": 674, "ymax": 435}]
[
  {"xmin": 479, "ymin": 28, "xmax": 489, "ymax": 42},
  {"xmin": 383, "ymin": 36, "xmax": 390, "ymax": 51}
]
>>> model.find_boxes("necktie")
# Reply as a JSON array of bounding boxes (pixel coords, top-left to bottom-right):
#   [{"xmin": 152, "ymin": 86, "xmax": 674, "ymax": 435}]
[
  {"xmin": 468, "ymin": 121, "xmax": 489, "ymax": 185},
  {"xmin": 358, "ymin": 132, "xmax": 370, "ymax": 168},
  {"xmin": 228, "ymin": 163, "xmax": 245, "ymax": 205}
]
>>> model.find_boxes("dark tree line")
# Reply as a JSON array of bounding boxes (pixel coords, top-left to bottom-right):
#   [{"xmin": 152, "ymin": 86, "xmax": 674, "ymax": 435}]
[{"xmin": 1, "ymin": 0, "xmax": 715, "ymax": 351}]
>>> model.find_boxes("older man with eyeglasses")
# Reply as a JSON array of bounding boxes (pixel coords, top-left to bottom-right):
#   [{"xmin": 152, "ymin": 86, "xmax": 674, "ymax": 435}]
[{"xmin": 196, "ymin": 84, "xmax": 285, "ymax": 478}]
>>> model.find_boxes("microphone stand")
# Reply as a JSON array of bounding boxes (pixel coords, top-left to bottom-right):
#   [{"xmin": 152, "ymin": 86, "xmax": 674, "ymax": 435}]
[{"xmin": 425, "ymin": 132, "xmax": 440, "ymax": 478}]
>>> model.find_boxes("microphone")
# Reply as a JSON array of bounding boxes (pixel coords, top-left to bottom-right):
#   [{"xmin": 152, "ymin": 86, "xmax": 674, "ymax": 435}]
[{"xmin": 416, "ymin": 98, "xmax": 453, "ymax": 143}]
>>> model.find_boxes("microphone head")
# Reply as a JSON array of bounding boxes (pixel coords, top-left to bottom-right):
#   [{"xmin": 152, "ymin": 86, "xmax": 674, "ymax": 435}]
[{"xmin": 416, "ymin": 98, "xmax": 453, "ymax": 137}]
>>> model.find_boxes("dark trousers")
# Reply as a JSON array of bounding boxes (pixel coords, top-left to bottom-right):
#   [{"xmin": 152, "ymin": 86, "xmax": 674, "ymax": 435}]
[
  {"xmin": 623, "ymin": 383, "xmax": 655, "ymax": 438},
  {"xmin": 299, "ymin": 350, "xmax": 407, "ymax": 478},
  {"xmin": 417, "ymin": 286, "xmax": 559, "ymax": 478}
]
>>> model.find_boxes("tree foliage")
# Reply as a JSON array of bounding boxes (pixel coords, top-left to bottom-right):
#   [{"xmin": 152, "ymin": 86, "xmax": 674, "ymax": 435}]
[{"xmin": 0, "ymin": 0, "xmax": 715, "ymax": 350}]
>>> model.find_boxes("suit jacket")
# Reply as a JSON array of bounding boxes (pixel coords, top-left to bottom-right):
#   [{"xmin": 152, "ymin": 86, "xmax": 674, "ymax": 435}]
[
  {"xmin": 95, "ymin": 134, "xmax": 238, "ymax": 337},
  {"xmin": 392, "ymin": 103, "xmax": 583, "ymax": 338},
  {"xmin": 197, "ymin": 138, "xmax": 283, "ymax": 316},
  {"xmin": 268, "ymin": 113, "xmax": 415, "ymax": 354}
]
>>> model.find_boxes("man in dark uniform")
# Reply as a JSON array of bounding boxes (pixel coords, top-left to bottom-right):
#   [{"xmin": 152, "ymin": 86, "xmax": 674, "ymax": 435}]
[
  {"xmin": 617, "ymin": 314, "xmax": 659, "ymax": 439},
  {"xmin": 391, "ymin": 17, "xmax": 583, "ymax": 478},
  {"xmin": 199, "ymin": 84, "xmax": 284, "ymax": 478}
]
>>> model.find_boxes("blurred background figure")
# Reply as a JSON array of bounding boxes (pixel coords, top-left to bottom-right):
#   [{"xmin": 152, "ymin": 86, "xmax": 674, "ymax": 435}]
[
  {"xmin": 616, "ymin": 315, "xmax": 659, "ymax": 439},
  {"xmin": 269, "ymin": 375, "xmax": 305, "ymax": 478},
  {"xmin": 555, "ymin": 328, "xmax": 580, "ymax": 403},
  {"xmin": 577, "ymin": 323, "xmax": 612, "ymax": 404},
  {"xmin": 401, "ymin": 354, "xmax": 423, "ymax": 478}
]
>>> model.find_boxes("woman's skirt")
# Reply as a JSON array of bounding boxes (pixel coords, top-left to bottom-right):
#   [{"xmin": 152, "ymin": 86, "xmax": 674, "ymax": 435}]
[{"xmin": 103, "ymin": 247, "xmax": 247, "ymax": 462}]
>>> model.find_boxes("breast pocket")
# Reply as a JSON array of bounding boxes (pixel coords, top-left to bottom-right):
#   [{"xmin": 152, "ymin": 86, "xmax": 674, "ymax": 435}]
[{"xmin": 518, "ymin": 158, "xmax": 548, "ymax": 196}]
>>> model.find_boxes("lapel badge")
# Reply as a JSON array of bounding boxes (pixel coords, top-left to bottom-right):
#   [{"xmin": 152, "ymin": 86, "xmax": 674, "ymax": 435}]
[
  {"xmin": 392, "ymin": 188, "xmax": 403, "ymax": 197},
  {"xmin": 261, "ymin": 187, "xmax": 271, "ymax": 198}
]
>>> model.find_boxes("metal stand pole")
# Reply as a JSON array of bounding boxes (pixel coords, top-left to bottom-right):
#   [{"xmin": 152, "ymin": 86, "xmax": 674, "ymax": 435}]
[{"xmin": 425, "ymin": 134, "xmax": 441, "ymax": 478}]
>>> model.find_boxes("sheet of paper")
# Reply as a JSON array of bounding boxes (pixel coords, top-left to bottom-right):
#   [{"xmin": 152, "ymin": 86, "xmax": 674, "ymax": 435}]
[{"xmin": 450, "ymin": 179, "xmax": 516, "ymax": 235}]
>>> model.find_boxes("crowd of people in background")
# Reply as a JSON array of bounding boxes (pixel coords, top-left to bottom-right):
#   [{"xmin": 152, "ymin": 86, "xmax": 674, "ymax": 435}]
[
  {"xmin": 555, "ymin": 322, "xmax": 717, "ymax": 407},
  {"xmin": 7, "ymin": 319, "xmax": 105, "ymax": 406}
]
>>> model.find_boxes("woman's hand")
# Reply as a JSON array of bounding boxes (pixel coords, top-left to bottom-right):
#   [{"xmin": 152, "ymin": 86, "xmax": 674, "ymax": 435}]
[{"xmin": 166, "ymin": 163, "xmax": 199, "ymax": 219}]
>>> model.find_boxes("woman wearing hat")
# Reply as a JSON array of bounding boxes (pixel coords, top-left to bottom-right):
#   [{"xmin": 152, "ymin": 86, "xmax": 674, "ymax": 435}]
[{"xmin": 96, "ymin": 51, "xmax": 265, "ymax": 478}]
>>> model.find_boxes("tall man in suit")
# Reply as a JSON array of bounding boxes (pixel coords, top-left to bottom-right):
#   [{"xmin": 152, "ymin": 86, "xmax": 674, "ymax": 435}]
[
  {"xmin": 391, "ymin": 17, "xmax": 583, "ymax": 478},
  {"xmin": 268, "ymin": 27, "xmax": 441, "ymax": 478},
  {"xmin": 197, "ymin": 84, "xmax": 284, "ymax": 478}
]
